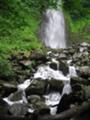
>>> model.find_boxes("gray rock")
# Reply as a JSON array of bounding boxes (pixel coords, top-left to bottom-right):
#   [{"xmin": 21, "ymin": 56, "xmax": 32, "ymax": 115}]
[
  {"xmin": 82, "ymin": 86, "xmax": 90, "ymax": 99},
  {"xmin": 0, "ymin": 81, "xmax": 17, "ymax": 97},
  {"xmin": 9, "ymin": 103, "xmax": 28, "ymax": 116},
  {"xmin": 80, "ymin": 42, "xmax": 89, "ymax": 47},
  {"xmin": 8, "ymin": 91, "xmax": 23, "ymax": 101},
  {"xmin": 26, "ymin": 80, "xmax": 46, "ymax": 95},
  {"xmin": 28, "ymin": 95, "xmax": 50, "ymax": 114},
  {"xmin": 78, "ymin": 66, "xmax": 90, "ymax": 78},
  {"xmin": 71, "ymin": 77, "xmax": 90, "ymax": 86},
  {"xmin": 49, "ymin": 62, "xmax": 57, "ymax": 70},
  {"xmin": 59, "ymin": 61, "xmax": 69, "ymax": 75},
  {"xmin": 48, "ymin": 79, "xmax": 64, "ymax": 93},
  {"xmin": 58, "ymin": 53, "xmax": 67, "ymax": 60},
  {"xmin": 0, "ymin": 98, "xmax": 8, "ymax": 115},
  {"xmin": 19, "ymin": 60, "xmax": 32, "ymax": 68}
]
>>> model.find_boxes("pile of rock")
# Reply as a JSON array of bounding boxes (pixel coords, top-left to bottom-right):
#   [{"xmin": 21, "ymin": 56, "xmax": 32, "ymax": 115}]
[{"xmin": 0, "ymin": 42, "xmax": 90, "ymax": 120}]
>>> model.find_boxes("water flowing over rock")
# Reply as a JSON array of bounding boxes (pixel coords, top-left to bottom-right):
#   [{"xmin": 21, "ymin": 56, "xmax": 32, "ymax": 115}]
[
  {"xmin": 39, "ymin": 0, "xmax": 66, "ymax": 49},
  {"xmin": 0, "ymin": 42, "xmax": 90, "ymax": 120}
]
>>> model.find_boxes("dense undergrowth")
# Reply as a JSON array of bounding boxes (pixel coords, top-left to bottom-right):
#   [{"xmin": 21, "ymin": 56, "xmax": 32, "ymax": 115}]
[
  {"xmin": 63, "ymin": 0, "xmax": 90, "ymax": 45},
  {"xmin": 65, "ymin": 13, "xmax": 90, "ymax": 45},
  {"xmin": 0, "ymin": 0, "xmax": 46, "ymax": 55}
]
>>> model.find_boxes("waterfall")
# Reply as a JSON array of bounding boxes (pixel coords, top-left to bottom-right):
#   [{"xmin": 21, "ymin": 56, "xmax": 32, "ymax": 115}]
[{"xmin": 39, "ymin": 0, "xmax": 66, "ymax": 49}]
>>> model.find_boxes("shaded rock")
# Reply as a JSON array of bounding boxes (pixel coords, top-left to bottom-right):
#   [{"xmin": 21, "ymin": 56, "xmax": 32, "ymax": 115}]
[
  {"xmin": 73, "ymin": 52, "xmax": 82, "ymax": 61},
  {"xmin": 0, "ymin": 81, "xmax": 17, "ymax": 97},
  {"xmin": 57, "ymin": 83, "xmax": 87, "ymax": 114},
  {"xmin": 28, "ymin": 95, "xmax": 50, "ymax": 115},
  {"xmin": 68, "ymin": 48, "xmax": 75, "ymax": 55},
  {"xmin": 71, "ymin": 77, "xmax": 90, "ymax": 86},
  {"xmin": 74, "ymin": 108, "xmax": 90, "ymax": 120},
  {"xmin": 0, "ymin": 98, "xmax": 8, "ymax": 115},
  {"xmin": 59, "ymin": 61, "xmax": 69, "ymax": 75},
  {"xmin": 39, "ymin": 107, "xmax": 50, "ymax": 115},
  {"xmin": 26, "ymin": 80, "xmax": 46, "ymax": 95},
  {"xmin": 78, "ymin": 66, "xmax": 90, "ymax": 78},
  {"xmin": 9, "ymin": 103, "xmax": 28, "ymax": 116},
  {"xmin": 82, "ymin": 86, "xmax": 90, "ymax": 99},
  {"xmin": 57, "ymin": 94, "xmax": 74, "ymax": 113},
  {"xmin": 30, "ymin": 52, "xmax": 47, "ymax": 63},
  {"xmin": 8, "ymin": 91, "xmax": 23, "ymax": 101},
  {"xmin": 28, "ymin": 95, "xmax": 41, "ymax": 103},
  {"xmin": 58, "ymin": 53, "xmax": 67, "ymax": 60},
  {"xmin": 48, "ymin": 79, "xmax": 64, "ymax": 93},
  {"xmin": 71, "ymin": 84, "xmax": 85, "ymax": 102},
  {"xmin": 57, "ymin": 92, "xmax": 85, "ymax": 114},
  {"xmin": 19, "ymin": 60, "xmax": 32, "ymax": 68},
  {"xmin": 49, "ymin": 62, "xmax": 57, "ymax": 70},
  {"xmin": 80, "ymin": 42, "xmax": 89, "ymax": 47}
]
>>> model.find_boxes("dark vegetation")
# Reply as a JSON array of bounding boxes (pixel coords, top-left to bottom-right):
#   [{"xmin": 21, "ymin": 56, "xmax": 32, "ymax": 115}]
[{"xmin": 63, "ymin": 0, "xmax": 90, "ymax": 44}]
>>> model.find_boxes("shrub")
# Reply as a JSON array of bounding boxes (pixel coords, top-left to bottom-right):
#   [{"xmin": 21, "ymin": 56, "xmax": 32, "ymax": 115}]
[{"xmin": 0, "ymin": 57, "xmax": 14, "ymax": 80}]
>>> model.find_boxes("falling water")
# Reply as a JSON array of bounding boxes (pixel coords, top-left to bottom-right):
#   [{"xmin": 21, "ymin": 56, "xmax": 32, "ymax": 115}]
[
  {"xmin": 34, "ymin": 58, "xmax": 77, "ymax": 115},
  {"xmin": 39, "ymin": 0, "xmax": 66, "ymax": 49}
]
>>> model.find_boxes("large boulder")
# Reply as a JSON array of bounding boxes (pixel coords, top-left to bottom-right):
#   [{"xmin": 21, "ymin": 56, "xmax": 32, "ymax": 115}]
[
  {"xmin": 0, "ymin": 98, "xmax": 8, "ymax": 115},
  {"xmin": 8, "ymin": 91, "xmax": 24, "ymax": 101},
  {"xmin": 28, "ymin": 95, "xmax": 50, "ymax": 115},
  {"xmin": 57, "ymin": 94, "xmax": 75, "ymax": 113},
  {"xmin": 30, "ymin": 52, "xmax": 48, "ymax": 64},
  {"xmin": 59, "ymin": 61, "xmax": 69, "ymax": 75},
  {"xmin": 82, "ymin": 86, "xmax": 90, "ymax": 99},
  {"xmin": 26, "ymin": 79, "xmax": 47, "ymax": 96},
  {"xmin": 49, "ymin": 62, "xmax": 57, "ymax": 70},
  {"xmin": 71, "ymin": 77, "xmax": 90, "ymax": 86},
  {"xmin": 8, "ymin": 103, "xmax": 28, "ymax": 116},
  {"xmin": 78, "ymin": 66, "xmax": 90, "ymax": 78},
  {"xmin": 0, "ymin": 81, "xmax": 17, "ymax": 97},
  {"xmin": 48, "ymin": 79, "xmax": 64, "ymax": 93}
]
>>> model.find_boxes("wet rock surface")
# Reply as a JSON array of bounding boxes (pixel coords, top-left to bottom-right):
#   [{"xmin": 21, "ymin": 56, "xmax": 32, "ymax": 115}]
[
  {"xmin": 8, "ymin": 103, "xmax": 28, "ymax": 116},
  {"xmin": 0, "ymin": 42, "xmax": 90, "ymax": 120},
  {"xmin": 26, "ymin": 79, "xmax": 47, "ymax": 95}
]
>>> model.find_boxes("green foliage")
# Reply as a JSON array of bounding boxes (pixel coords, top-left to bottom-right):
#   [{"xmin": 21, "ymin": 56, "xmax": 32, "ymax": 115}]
[
  {"xmin": 63, "ymin": 0, "xmax": 90, "ymax": 19},
  {"xmin": 0, "ymin": 0, "xmax": 45, "ymax": 55},
  {"xmin": 0, "ymin": 57, "xmax": 14, "ymax": 80},
  {"xmin": 63, "ymin": 0, "xmax": 90, "ymax": 44},
  {"xmin": 65, "ymin": 12, "xmax": 90, "ymax": 44}
]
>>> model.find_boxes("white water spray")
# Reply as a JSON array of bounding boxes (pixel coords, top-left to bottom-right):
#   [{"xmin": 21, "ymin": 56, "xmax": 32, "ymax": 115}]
[{"xmin": 39, "ymin": 0, "xmax": 66, "ymax": 49}]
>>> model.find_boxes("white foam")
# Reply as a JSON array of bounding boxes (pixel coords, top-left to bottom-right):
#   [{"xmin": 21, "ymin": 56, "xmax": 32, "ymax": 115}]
[
  {"xmin": 79, "ymin": 47, "xmax": 87, "ymax": 52},
  {"xmin": 17, "ymin": 79, "xmax": 32, "ymax": 90},
  {"xmin": 69, "ymin": 66, "xmax": 77, "ymax": 77},
  {"xmin": 34, "ymin": 66, "xmax": 70, "ymax": 81},
  {"xmin": 62, "ymin": 83, "xmax": 72, "ymax": 95},
  {"xmin": 67, "ymin": 60, "xmax": 72, "ymax": 65},
  {"xmin": 28, "ymin": 108, "xmax": 35, "ymax": 113},
  {"xmin": 50, "ymin": 106, "xmax": 58, "ymax": 115},
  {"xmin": 44, "ymin": 92, "xmax": 61, "ymax": 106},
  {"xmin": 44, "ymin": 92, "xmax": 61, "ymax": 115},
  {"xmin": 3, "ymin": 97, "xmax": 23, "ymax": 106}
]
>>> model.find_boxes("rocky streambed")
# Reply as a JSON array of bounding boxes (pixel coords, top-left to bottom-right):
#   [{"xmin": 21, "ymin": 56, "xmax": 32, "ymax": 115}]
[{"xmin": 0, "ymin": 42, "xmax": 90, "ymax": 120}]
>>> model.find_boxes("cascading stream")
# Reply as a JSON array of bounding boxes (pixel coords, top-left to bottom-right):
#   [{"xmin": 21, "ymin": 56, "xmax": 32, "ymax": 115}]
[
  {"xmin": 34, "ymin": 57, "xmax": 77, "ymax": 115},
  {"xmin": 39, "ymin": 0, "xmax": 66, "ymax": 49}
]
